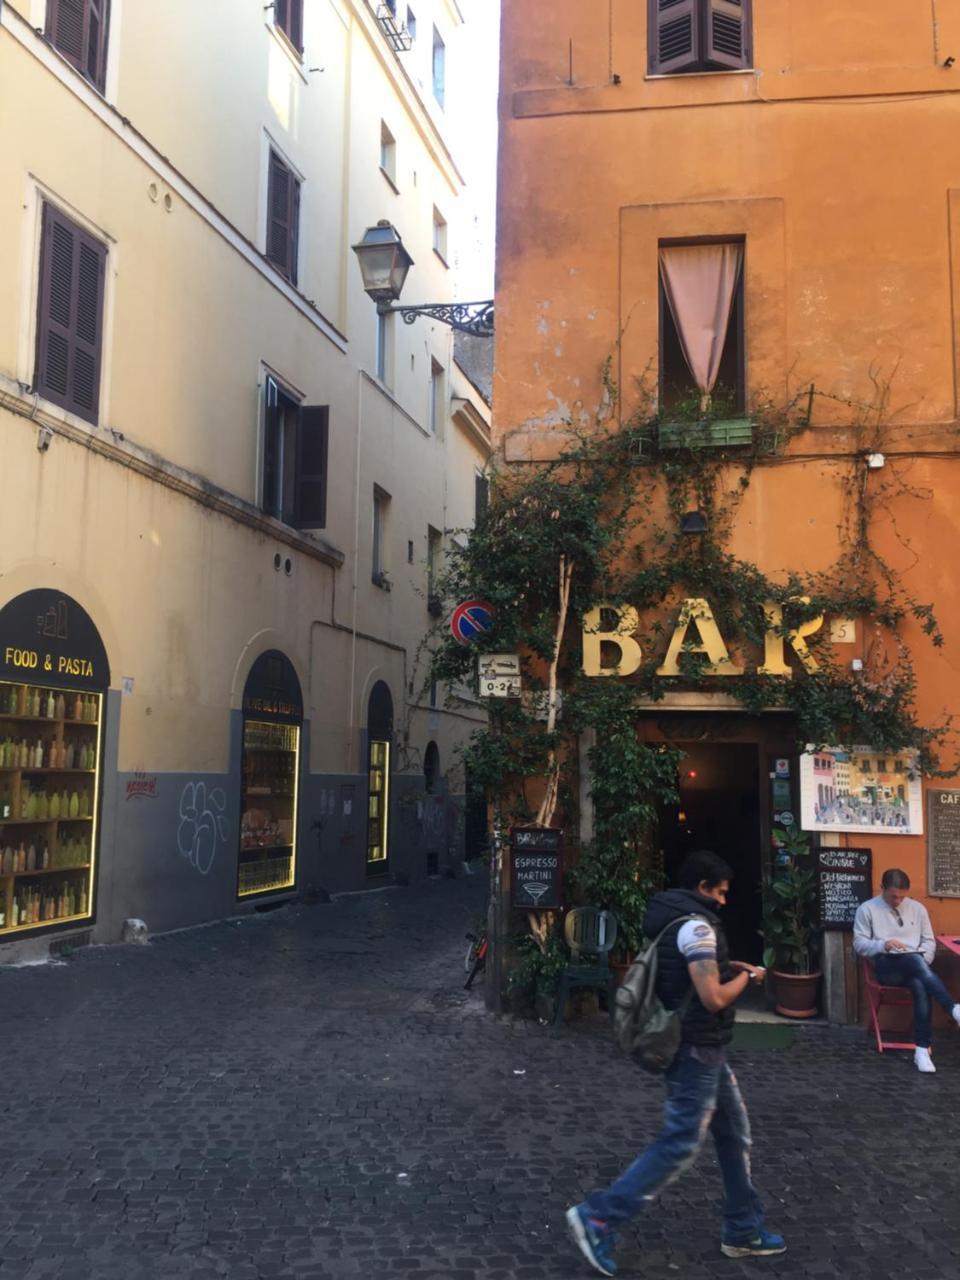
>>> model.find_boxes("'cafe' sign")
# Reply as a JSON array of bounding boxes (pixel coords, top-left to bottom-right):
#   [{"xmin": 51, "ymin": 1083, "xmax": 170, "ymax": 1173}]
[{"xmin": 582, "ymin": 597, "xmax": 826, "ymax": 679}]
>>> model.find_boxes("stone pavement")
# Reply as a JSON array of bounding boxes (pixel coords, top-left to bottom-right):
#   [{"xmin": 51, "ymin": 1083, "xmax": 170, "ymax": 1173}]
[{"xmin": 1, "ymin": 871, "xmax": 959, "ymax": 1280}]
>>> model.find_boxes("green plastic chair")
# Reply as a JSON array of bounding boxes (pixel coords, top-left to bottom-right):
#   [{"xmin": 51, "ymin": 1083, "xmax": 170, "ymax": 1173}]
[{"xmin": 552, "ymin": 907, "xmax": 619, "ymax": 1032}]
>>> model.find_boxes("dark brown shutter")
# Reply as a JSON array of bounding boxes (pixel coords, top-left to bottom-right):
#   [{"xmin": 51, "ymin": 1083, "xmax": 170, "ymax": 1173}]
[
  {"xmin": 289, "ymin": 0, "xmax": 303, "ymax": 53},
  {"xmin": 47, "ymin": 0, "xmax": 109, "ymax": 89},
  {"xmin": 262, "ymin": 376, "xmax": 281, "ymax": 517},
  {"xmin": 86, "ymin": 0, "xmax": 109, "ymax": 89},
  {"xmin": 475, "ymin": 473, "xmax": 489, "ymax": 521},
  {"xmin": 267, "ymin": 152, "xmax": 290, "ymax": 276},
  {"xmin": 35, "ymin": 203, "xmax": 106, "ymax": 424},
  {"xmin": 274, "ymin": 0, "xmax": 289, "ymax": 32},
  {"xmin": 649, "ymin": 0, "xmax": 700, "ymax": 74},
  {"xmin": 289, "ymin": 175, "xmax": 300, "ymax": 287},
  {"xmin": 707, "ymin": 0, "xmax": 751, "ymax": 69},
  {"xmin": 267, "ymin": 151, "xmax": 299, "ymax": 283},
  {"xmin": 296, "ymin": 406, "xmax": 329, "ymax": 530},
  {"xmin": 47, "ymin": 0, "xmax": 86, "ymax": 74}
]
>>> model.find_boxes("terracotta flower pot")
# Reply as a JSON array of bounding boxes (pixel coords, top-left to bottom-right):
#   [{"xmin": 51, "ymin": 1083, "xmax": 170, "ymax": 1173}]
[{"xmin": 771, "ymin": 969, "xmax": 822, "ymax": 1019}]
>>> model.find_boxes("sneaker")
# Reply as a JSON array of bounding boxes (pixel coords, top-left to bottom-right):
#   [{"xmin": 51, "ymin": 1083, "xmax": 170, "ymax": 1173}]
[
  {"xmin": 565, "ymin": 1203, "xmax": 617, "ymax": 1277},
  {"xmin": 915, "ymin": 1047, "xmax": 936, "ymax": 1073},
  {"xmin": 951, "ymin": 1003, "xmax": 960, "ymax": 1028},
  {"xmin": 721, "ymin": 1231, "xmax": 787, "ymax": 1258}
]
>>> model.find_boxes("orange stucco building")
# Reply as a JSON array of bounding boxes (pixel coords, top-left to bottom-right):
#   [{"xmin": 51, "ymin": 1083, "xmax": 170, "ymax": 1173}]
[{"xmin": 494, "ymin": 0, "xmax": 960, "ymax": 1017}]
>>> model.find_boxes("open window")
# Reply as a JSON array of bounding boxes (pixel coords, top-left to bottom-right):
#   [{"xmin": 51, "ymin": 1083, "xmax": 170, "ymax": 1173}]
[
  {"xmin": 658, "ymin": 240, "xmax": 745, "ymax": 419},
  {"xmin": 46, "ymin": 0, "xmax": 110, "ymax": 92},
  {"xmin": 648, "ymin": 0, "xmax": 752, "ymax": 75},
  {"xmin": 261, "ymin": 376, "xmax": 329, "ymax": 530}
]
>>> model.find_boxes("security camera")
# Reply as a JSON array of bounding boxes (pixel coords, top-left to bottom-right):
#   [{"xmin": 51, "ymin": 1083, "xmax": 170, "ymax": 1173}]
[{"xmin": 36, "ymin": 426, "xmax": 53, "ymax": 452}]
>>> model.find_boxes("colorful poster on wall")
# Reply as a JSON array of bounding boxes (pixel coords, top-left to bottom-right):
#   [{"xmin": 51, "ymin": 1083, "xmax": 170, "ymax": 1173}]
[{"xmin": 799, "ymin": 746, "xmax": 922, "ymax": 836}]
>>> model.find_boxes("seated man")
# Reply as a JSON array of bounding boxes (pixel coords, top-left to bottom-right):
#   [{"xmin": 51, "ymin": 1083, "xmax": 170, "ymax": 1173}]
[{"xmin": 853, "ymin": 868, "xmax": 960, "ymax": 1072}]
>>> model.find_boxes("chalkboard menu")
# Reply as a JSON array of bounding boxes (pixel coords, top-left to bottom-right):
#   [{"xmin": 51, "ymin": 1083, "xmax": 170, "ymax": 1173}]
[
  {"xmin": 510, "ymin": 828, "xmax": 563, "ymax": 910},
  {"xmin": 816, "ymin": 847, "xmax": 873, "ymax": 929},
  {"xmin": 928, "ymin": 790, "xmax": 960, "ymax": 897}
]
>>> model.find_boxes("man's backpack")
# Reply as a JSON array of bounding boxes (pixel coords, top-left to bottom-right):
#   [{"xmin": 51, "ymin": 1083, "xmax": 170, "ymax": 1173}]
[{"xmin": 612, "ymin": 914, "xmax": 703, "ymax": 1073}]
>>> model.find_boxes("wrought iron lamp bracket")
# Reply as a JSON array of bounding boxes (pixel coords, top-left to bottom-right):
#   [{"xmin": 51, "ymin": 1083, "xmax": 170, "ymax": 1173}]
[{"xmin": 378, "ymin": 300, "xmax": 495, "ymax": 338}]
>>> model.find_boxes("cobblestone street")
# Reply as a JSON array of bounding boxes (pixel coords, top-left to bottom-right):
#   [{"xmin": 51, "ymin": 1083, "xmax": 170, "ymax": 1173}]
[{"xmin": 1, "ymin": 871, "xmax": 959, "ymax": 1280}]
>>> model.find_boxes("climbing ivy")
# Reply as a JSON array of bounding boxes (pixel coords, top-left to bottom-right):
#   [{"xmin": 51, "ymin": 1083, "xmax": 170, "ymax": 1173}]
[{"xmin": 419, "ymin": 365, "xmax": 951, "ymax": 991}]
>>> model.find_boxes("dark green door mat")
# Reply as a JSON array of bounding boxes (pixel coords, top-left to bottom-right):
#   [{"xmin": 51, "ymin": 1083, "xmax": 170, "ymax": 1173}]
[{"xmin": 732, "ymin": 1023, "xmax": 796, "ymax": 1050}]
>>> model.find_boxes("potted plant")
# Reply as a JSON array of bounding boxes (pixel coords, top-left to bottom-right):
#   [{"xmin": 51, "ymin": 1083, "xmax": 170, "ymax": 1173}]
[{"xmin": 761, "ymin": 827, "xmax": 822, "ymax": 1018}]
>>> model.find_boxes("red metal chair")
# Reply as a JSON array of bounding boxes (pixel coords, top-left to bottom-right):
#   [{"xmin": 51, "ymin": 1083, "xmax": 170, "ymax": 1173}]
[{"xmin": 862, "ymin": 958, "xmax": 916, "ymax": 1053}]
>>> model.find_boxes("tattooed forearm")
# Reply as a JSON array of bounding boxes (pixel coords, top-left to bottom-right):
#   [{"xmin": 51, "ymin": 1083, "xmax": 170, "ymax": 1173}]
[{"xmin": 691, "ymin": 958, "xmax": 719, "ymax": 980}]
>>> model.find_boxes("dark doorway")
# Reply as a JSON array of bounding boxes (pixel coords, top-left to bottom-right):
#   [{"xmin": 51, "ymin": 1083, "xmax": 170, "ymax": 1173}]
[
  {"xmin": 658, "ymin": 741, "xmax": 763, "ymax": 963},
  {"xmin": 463, "ymin": 767, "xmax": 488, "ymax": 862}
]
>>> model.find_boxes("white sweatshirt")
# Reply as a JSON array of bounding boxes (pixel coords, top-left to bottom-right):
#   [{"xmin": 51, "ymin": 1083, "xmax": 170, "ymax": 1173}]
[{"xmin": 852, "ymin": 895, "xmax": 936, "ymax": 965}]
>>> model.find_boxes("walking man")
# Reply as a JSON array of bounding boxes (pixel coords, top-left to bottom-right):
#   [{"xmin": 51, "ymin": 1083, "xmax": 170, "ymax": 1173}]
[
  {"xmin": 853, "ymin": 867, "xmax": 960, "ymax": 1073},
  {"xmin": 566, "ymin": 850, "xmax": 785, "ymax": 1276}
]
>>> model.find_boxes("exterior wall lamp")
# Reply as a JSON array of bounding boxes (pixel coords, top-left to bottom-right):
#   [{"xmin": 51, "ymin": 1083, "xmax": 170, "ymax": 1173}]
[
  {"xmin": 352, "ymin": 221, "xmax": 495, "ymax": 337},
  {"xmin": 680, "ymin": 510, "xmax": 708, "ymax": 534}
]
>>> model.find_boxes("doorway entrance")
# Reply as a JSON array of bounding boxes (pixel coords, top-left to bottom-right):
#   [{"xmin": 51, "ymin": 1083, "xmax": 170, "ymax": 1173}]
[{"xmin": 658, "ymin": 741, "xmax": 763, "ymax": 963}]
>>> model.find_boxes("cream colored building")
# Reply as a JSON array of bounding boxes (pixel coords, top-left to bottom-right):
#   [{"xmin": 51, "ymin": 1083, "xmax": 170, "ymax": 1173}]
[{"xmin": 0, "ymin": 0, "xmax": 492, "ymax": 952}]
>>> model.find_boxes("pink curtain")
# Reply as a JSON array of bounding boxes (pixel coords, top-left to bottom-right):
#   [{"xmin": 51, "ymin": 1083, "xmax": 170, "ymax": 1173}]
[{"xmin": 659, "ymin": 244, "xmax": 744, "ymax": 410}]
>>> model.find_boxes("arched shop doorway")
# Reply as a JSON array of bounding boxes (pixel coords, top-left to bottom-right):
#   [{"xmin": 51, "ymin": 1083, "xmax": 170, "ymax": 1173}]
[
  {"xmin": 0, "ymin": 588, "xmax": 110, "ymax": 938},
  {"xmin": 366, "ymin": 681, "xmax": 393, "ymax": 875},
  {"xmin": 238, "ymin": 650, "xmax": 303, "ymax": 899}
]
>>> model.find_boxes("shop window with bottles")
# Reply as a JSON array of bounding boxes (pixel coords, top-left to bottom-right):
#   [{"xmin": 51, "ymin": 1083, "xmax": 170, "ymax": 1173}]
[
  {"xmin": 0, "ymin": 682, "xmax": 100, "ymax": 933},
  {"xmin": 0, "ymin": 590, "xmax": 109, "ymax": 938},
  {"xmin": 238, "ymin": 651, "xmax": 303, "ymax": 899},
  {"xmin": 366, "ymin": 680, "xmax": 393, "ymax": 874}
]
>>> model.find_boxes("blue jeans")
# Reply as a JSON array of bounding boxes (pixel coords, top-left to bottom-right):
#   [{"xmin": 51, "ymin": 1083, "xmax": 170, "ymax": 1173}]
[
  {"xmin": 586, "ymin": 1045, "xmax": 766, "ymax": 1245},
  {"xmin": 874, "ymin": 953, "xmax": 956, "ymax": 1048}
]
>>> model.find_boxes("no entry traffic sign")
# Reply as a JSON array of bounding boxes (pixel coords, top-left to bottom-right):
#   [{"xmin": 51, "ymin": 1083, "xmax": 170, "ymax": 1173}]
[{"xmin": 450, "ymin": 599, "xmax": 496, "ymax": 645}]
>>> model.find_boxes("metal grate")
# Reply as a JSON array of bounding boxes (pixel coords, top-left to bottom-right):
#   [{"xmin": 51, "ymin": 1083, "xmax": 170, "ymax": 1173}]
[{"xmin": 376, "ymin": 4, "xmax": 413, "ymax": 52}]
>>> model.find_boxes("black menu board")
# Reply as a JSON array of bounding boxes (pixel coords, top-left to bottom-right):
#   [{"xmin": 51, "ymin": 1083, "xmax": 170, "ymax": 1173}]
[
  {"xmin": 816, "ymin": 847, "xmax": 873, "ymax": 929},
  {"xmin": 510, "ymin": 828, "xmax": 563, "ymax": 910},
  {"xmin": 928, "ymin": 790, "xmax": 960, "ymax": 897}
]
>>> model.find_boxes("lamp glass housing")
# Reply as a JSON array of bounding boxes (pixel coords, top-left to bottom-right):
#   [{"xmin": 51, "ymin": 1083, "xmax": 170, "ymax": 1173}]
[{"xmin": 352, "ymin": 222, "xmax": 414, "ymax": 305}]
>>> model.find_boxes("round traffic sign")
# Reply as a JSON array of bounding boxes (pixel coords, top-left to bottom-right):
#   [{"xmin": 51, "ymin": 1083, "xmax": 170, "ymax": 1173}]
[{"xmin": 450, "ymin": 599, "xmax": 496, "ymax": 645}]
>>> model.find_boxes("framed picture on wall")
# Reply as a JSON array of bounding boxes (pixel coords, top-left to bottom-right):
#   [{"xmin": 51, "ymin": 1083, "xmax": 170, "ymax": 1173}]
[{"xmin": 798, "ymin": 746, "xmax": 922, "ymax": 836}]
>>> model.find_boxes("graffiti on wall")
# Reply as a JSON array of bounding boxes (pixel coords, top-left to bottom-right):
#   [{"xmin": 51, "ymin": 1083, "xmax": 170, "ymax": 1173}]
[{"xmin": 177, "ymin": 781, "xmax": 229, "ymax": 875}]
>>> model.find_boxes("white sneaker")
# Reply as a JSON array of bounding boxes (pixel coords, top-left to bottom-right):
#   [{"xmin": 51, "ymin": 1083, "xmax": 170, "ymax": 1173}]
[
  {"xmin": 915, "ymin": 1047, "xmax": 936, "ymax": 1073},
  {"xmin": 951, "ymin": 1003, "xmax": 960, "ymax": 1027}
]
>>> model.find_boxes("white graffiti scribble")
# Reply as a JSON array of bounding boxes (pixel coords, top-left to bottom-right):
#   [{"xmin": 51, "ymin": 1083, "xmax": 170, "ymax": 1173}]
[{"xmin": 177, "ymin": 781, "xmax": 228, "ymax": 876}]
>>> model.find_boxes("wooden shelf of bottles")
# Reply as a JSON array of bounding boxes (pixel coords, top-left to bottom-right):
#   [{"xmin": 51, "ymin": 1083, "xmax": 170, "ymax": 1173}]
[
  {"xmin": 238, "ymin": 719, "xmax": 298, "ymax": 898},
  {"xmin": 0, "ymin": 681, "xmax": 100, "ymax": 933}
]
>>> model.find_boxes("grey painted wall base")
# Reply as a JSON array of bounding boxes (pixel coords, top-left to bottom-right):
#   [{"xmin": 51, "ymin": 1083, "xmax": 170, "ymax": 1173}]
[
  {"xmin": 26, "ymin": 704, "xmax": 468, "ymax": 946},
  {"xmin": 3, "ymin": 697, "xmax": 468, "ymax": 950}
]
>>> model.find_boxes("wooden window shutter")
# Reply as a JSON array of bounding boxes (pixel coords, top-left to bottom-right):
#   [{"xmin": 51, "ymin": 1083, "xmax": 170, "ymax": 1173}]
[
  {"xmin": 46, "ymin": 0, "xmax": 87, "ymax": 74},
  {"xmin": 649, "ymin": 0, "xmax": 699, "ymax": 74},
  {"xmin": 86, "ymin": 0, "xmax": 110, "ymax": 90},
  {"xmin": 290, "ymin": 174, "xmax": 301, "ymax": 287},
  {"xmin": 296, "ymin": 406, "xmax": 329, "ymax": 530},
  {"xmin": 289, "ymin": 0, "xmax": 304, "ymax": 53},
  {"xmin": 707, "ymin": 0, "xmax": 752, "ymax": 69},
  {"xmin": 475, "ymin": 473, "xmax": 489, "ymax": 520},
  {"xmin": 267, "ymin": 151, "xmax": 299, "ymax": 284},
  {"xmin": 35, "ymin": 203, "xmax": 106, "ymax": 425},
  {"xmin": 47, "ymin": 0, "xmax": 109, "ymax": 89}
]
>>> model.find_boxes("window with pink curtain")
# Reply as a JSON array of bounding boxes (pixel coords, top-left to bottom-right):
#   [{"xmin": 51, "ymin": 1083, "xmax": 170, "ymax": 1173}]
[{"xmin": 659, "ymin": 242, "xmax": 745, "ymax": 416}]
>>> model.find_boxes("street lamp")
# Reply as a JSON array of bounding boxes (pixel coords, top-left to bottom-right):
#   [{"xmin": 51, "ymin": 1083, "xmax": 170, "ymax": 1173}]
[{"xmin": 352, "ymin": 220, "xmax": 495, "ymax": 337}]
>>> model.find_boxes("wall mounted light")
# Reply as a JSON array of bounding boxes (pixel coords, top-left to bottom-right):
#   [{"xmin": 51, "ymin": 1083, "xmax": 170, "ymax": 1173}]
[{"xmin": 353, "ymin": 220, "xmax": 494, "ymax": 336}]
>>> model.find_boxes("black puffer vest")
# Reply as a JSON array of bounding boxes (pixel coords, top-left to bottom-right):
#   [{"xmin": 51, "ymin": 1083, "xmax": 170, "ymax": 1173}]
[{"xmin": 643, "ymin": 888, "xmax": 735, "ymax": 1047}]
